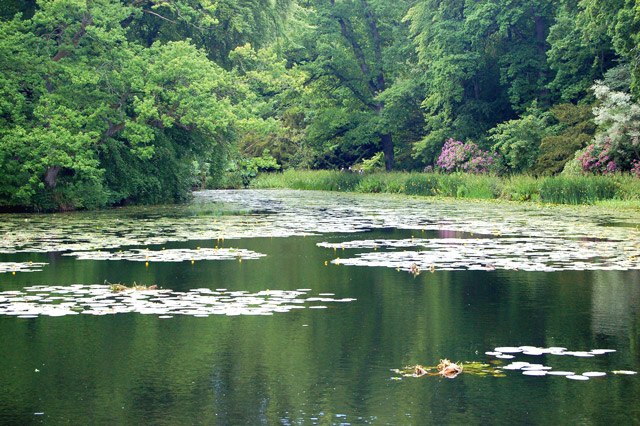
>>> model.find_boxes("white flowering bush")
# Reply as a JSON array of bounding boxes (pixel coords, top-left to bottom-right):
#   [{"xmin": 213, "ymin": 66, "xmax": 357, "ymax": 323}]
[{"xmin": 588, "ymin": 83, "xmax": 640, "ymax": 171}]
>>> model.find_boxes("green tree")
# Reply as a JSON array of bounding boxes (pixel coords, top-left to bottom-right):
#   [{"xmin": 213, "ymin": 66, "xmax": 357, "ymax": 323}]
[
  {"xmin": 0, "ymin": 0, "xmax": 243, "ymax": 210},
  {"xmin": 291, "ymin": 0, "xmax": 416, "ymax": 170},
  {"xmin": 406, "ymin": 0, "xmax": 556, "ymax": 165}
]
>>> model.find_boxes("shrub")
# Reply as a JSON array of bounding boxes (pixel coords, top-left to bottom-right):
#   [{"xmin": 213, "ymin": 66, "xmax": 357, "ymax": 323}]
[
  {"xmin": 436, "ymin": 139, "xmax": 500, "ymax": 174},
  {"xmin": 489, "ymin": 104, "xmax": 551, "ymax": 173},
  {"xmin": 577, "ymin": 142, "xmax": 619, "ymax": 174},
  {"xmin": 533, "ymin": 104, "xmax": 596, "ymax": 175},
  {"xmin": 588, "ymin": 83, "xmax": 640, "ymax": 171}
]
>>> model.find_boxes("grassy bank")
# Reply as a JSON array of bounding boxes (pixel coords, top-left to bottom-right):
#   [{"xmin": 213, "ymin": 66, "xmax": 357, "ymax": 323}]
[{"xmin": 250, "ymin": 170, "xmax": 640, "ymax": 206}]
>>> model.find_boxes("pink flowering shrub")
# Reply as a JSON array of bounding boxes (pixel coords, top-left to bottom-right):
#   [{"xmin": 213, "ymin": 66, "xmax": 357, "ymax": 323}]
[
  {"xmin": 577, "ymin": 141, "xmax": 619, "ymax": 174},
  {"xmin": 631, "ymin": 159, "xmax": 640, "ymax": 178},
  {"xmin": 436, "ymin": 138, "xmax": 500, "ymax": 174}
]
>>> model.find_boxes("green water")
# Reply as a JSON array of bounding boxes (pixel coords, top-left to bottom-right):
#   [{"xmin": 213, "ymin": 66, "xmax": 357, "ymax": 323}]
[{"xmin": 1, "ymin": 190, "xmax": 639, "ymax": 425}]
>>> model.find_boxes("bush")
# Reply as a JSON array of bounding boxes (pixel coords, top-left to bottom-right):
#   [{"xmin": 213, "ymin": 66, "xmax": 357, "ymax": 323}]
[
  {"xmin": 533, "ymin": 104, "xmax": 596, "ymax": 175},
  {"xmin": 490, "ymin": 104, "xmax": 551, "ymax": 173},
  {"xmin": 588, "ymin": 83, "xmax": 640, "ymax": 171},
  {"xmin": 436, "ymin": 139, "xmax": 500, "ymax": 174}
]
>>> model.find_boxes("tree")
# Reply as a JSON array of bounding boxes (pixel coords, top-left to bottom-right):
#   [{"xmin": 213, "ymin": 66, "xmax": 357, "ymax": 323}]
[
  {"xmin": 0, "ymin": 0, "xmax": 243, "ymax": 210},
  {"xmin": 406, "ymin": 0, "xmax": 557, "ymax": 165},
  {"xmin": 292, "ymin": 0, "xmax": 415, "ymax": 170}
]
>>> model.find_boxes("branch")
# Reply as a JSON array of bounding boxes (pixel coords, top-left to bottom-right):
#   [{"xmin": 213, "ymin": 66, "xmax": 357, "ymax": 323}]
[
  {"xmin": 51, "ymin": 13, "xmax": 93, "ymax": 62},
  {"xmin": 360, "ymin": 0, "xmax": 386, "ymax": 93},
  {"xmin": 325, "ymin": 64, "xmax": 377, "ymax": 111},
  {"xmin": 142, "ymin": 9, "xmax": 178, "ymax": 24},
  {"xmin": 101, "ymin": 118, "xmax": 127, "ymax": 142}
]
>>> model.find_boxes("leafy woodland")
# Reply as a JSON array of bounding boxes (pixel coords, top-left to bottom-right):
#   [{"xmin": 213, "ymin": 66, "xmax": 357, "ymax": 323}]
[{"xmin": 2, "ymin": 0, "xmax": 640, "ymax": 210}]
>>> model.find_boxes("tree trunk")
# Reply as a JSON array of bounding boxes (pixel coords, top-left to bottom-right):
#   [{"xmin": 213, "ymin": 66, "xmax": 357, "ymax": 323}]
[
  {"xmin": 532, "ymin": 8, "xmax": 550, "ymax": 102},
  {"xmin": 44, "ymin": 166, "xmax": 61, "ymax": 188},
  {"xmin": 381, "ymin": 133, "xmax": 394, "ymax": 171}
]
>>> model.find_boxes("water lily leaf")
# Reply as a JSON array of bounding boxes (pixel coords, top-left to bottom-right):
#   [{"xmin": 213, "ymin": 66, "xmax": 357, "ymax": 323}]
[
  {"xmin": 0, "ymin": 285, "xmax": 356, "ymax": 318},
  {"xmin": 0, "ymin": 262, "xmax": 48, "ymax": 273}
]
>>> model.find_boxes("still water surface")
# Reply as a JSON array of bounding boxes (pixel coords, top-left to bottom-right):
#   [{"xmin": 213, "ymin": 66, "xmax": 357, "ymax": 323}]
[{"xmin": 1, "ymin": 190, "xmax": 639, "ymax": 425}]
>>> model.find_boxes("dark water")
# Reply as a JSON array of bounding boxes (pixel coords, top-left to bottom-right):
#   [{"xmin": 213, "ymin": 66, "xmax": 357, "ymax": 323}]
[{"xmin": 1, "ymin": 192, "xmax": 639, "ymax": 425}]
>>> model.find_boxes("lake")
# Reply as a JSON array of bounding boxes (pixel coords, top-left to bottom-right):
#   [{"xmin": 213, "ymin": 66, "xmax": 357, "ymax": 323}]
[{"xmin": 1, "ymin": 189, "xmax": 639, "ymax": 425}]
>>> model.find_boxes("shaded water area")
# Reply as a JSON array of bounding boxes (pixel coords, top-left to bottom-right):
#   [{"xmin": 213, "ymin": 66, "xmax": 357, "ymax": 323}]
[{"xmin": 1, "ymin": 190, "xmax": 640, "ymax": 425}]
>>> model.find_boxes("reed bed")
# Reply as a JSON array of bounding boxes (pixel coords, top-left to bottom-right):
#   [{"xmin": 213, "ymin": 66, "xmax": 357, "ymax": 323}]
[{"xmin": 250, "ymin": 170, "xmax": 640, "ymax": 206}]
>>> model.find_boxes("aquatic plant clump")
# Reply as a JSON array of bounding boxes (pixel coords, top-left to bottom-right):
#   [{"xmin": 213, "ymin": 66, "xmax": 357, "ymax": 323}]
[
  {"xmin": 0, "ymin": 285, "xmax": 357, "ymax": 318},
  {"xmin": 0, "ymin": 262, "xmax": 48, "ymax": 274},
  {"xmin": 393, "ymin": 361, "xmax": 503, "ymax": 379},
  {"xmin": 63, "ymin": 247, "xmax": 266, "ymax": 262},
  {"xmin": 394, "ymin": 346, "xmax": 636, "ymax": 381}
]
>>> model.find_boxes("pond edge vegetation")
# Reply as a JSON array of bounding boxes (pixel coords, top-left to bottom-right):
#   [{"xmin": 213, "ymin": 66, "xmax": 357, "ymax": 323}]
[{"xmin": 249, "ymin": 170, "xmax": 640, "ymax": 208}]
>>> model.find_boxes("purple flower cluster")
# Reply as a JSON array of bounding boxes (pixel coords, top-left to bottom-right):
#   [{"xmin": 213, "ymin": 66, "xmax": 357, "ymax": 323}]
[
  {"xmin": 436, "ymin": 138, "xmax": 499, "ymax": 174},
  {"xmin": 578, "ymin": 142, "xmax": 619, "ymax": 174}
]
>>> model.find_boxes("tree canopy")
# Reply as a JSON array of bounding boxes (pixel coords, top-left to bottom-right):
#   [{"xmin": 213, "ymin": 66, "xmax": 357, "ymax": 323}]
[{"xmin": 2, "ymin": 0, "xmax": 640, "ymax": 210}]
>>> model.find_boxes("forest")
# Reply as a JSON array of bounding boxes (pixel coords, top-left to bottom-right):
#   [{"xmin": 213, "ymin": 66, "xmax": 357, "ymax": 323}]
[{"xmin": 1, "ymin": 0, "xmax": 640, "ymax": 211}]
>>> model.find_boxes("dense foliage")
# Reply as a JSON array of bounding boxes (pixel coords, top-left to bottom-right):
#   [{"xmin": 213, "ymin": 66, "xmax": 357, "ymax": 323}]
[{"xmin": 2, "ymin": 0, "xmax": 640, "ymax": 210}]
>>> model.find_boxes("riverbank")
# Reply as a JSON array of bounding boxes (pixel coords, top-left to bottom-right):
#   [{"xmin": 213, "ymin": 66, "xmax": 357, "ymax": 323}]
[{"xmin": 250, "ymin": 170, "xmax": 640, "ymax": 207}]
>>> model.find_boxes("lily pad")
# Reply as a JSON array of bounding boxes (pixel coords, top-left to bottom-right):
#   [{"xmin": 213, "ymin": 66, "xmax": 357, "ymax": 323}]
[
  {"xmin": 0, "ymin": 285, "xmax": 356, "ymax": 318},
  {"xmin": 0, "ymin": 262, "xmax": 48, "ymax": 274},
  {"xmin": 63, "ymin": 248, "xmax": 266, "ymax": 262},
  {"xmin": 2, "ymin": 190, "xmax": 640, "ymax": 277}
]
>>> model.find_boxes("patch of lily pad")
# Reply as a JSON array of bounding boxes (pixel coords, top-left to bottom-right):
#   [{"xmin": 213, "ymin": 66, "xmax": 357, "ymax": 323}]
[
  {"xmin": 0, "ymin": 262, "xmax": 48, "ymax": 273},
  {"xmin": 63, "ymin": 247, "xmax": 266, "ymax": 262},
  {"xmin": 319, "ymin": 236, "xmax": 640, "ymax": 272},
  {"xmin": 395, "ymin": 345, "xmax": 637, "ymax": 380},
  {"xmin": 0, "ymin": 285, "xmax": 356, "ymax": 317},
  {"xmin": 0, "ymin": 191, "xmax": 639, "ymax": 278}
]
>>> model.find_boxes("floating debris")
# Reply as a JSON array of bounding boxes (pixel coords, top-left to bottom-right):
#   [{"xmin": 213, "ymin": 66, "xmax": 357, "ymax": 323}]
[
  {"xmin": 438, "ymin": 359, "xmax": 463, "ymax": 378},
  {"xmin": 488, "ymin": 346, "xmax": 616, "ymax": 358},
  {"xmin": 107, "ymin": 281, "xmax": 158, "ymax": 293},
  {"xmin": 393, "ymin": 361, "xmax": 503, "ymax": 379},
  {"xmin": 0, "ymin": 285, "xmax": 356, "ymax": 318},
  {"xmin": 522, "ymin": 370, "xmax": 547, "ymax": 376},
  {"xmin": 494, "ymin": 347, "xmax": 523, "ymax": 353}
]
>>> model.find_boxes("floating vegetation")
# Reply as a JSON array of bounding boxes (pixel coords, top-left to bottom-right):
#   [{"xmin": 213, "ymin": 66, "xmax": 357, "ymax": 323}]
[
  {"xmin": 437, "ymin": 359, "xmax": 463, "ymax": 378},
  {"xmin": 395, "ymin": 346, "xmax": 636, "ymax": 380},
  {"xmin": 319, "ymin": 237, "xmax": 640, "ymax": 272},
  {"xmin": 0, "ymin": 285, "xmax": 357, "ymax": 317},
  {"xmin": 409, "ymin": 264, "xmax": 420, "ymax": 276},
  {"xmin": 107, "ymin": 281, "xmax": 158, "ymax": 292},
  {"xmin": 393, "ymin": 360, "xmax": 503, "ymax": 379},
  {"xmin": 64, "ymin": 248, "xmax": 266, "ymax": 262},
  {"xmin": 0, "ymin": 190, "xmax": 639, "ymax": 276},
  {"xmin": 488, "ymin": 345, "xmax": 616, "ymax": 358},
  {"xmin": 0, "ymin": 262, "xmax": 47, "ymax": 274},
  {"xmin": 487, "ymin": 346, "xmax": 635, "ymax": 380}
]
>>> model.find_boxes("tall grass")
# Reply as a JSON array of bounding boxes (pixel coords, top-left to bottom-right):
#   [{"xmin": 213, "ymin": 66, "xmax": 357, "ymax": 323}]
[{"xmin": 250, "ymin": 170, "xmax": 640, "ymax": 206}]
